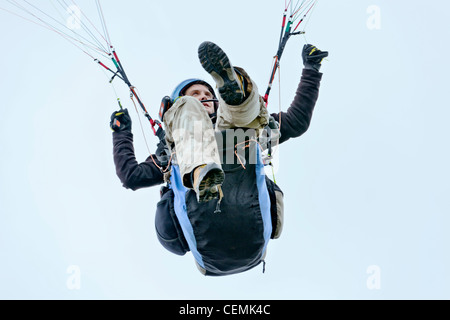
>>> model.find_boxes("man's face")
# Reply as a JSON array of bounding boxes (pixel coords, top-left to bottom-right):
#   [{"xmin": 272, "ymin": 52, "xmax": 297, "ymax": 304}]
[{"xmin": 184, "ymin": 84, "xmax": 215, "ymax": 115}]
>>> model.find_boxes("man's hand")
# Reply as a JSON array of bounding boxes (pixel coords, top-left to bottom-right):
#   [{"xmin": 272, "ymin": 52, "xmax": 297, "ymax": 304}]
[
  {"xmin": 110, "ymin": 108, "xmax": 132, "ymax": 132},
  {"xmin": 302, "ymin": 44, "xmax": 329, "ymax": 72}
]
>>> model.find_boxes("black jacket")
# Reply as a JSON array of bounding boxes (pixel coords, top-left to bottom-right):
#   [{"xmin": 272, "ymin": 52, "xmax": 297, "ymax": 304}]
[{"xmin": 112, "ymin": 68, "xmax": 323, "ymax": 275}]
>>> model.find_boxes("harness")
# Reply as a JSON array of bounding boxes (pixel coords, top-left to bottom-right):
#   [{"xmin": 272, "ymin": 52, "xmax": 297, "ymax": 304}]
[{"xmin": 154, "ymin": 124, "xmax": 284, "ymax": 276}]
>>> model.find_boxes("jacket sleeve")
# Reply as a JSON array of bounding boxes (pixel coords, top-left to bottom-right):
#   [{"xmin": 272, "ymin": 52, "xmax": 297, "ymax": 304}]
[
  {"xmin": 271, "ymin": 68, "xmax": 323, "ymax": 144},
  {"xmin": 112, "ymin": 131, "xmax": 164, "ymax": 191}
]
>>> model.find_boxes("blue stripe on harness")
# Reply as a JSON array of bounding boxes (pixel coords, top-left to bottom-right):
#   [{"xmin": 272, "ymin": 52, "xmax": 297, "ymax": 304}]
[
  {"xmin": 169, "ymin": 165, "xmax": 205, "ymax": 269},
  {"xmin": 169, "ymin": 147, "xmax": 272, "ymax": 272},
  {"xmin": 255, "ymin": 147, "xmax": 272, "ymax": 256}
]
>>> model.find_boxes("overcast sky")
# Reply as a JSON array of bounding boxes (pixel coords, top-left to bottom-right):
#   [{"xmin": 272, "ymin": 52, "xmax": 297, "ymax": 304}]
[{"xmin": 1, "ymin": 0, "xmax": 449, "ymax": 299}]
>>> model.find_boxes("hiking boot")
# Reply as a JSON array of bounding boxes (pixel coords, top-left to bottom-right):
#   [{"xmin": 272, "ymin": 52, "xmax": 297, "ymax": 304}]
[
  {"xmin": 198, "ymin": 41, "xmax": 246, "ymax": 105},
  {"xmin": 192, "ymin": 163, "xmax": 225, "ymax": 203}
]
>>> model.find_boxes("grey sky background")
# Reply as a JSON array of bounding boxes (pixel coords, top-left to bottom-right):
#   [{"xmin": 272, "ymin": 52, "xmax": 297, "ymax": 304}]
[{"xmin": 0, "ymin": 0, "xmax": 449, "ymax": 299}]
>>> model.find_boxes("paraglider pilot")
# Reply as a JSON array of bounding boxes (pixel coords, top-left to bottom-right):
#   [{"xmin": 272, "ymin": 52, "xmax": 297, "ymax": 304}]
[{"xmin": 110, "ymin": 41, "xmax": 328, "ymax": 276}]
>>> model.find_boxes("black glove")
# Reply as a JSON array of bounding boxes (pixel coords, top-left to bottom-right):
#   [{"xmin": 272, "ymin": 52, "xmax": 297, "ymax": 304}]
[
  {"xmin": 302, "ymin": 44, "xmax": 328, "ymax": 72},
  {"xmin": 110, "ymin": 108, "xmax": 132, "ymax": 132}
]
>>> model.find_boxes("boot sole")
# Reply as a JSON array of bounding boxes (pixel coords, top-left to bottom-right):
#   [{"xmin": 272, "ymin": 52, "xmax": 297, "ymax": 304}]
[
  {"xmin": 197, "ymin": 168, "xmax": 225, "ymax": 203},
  {"xmin": 198, "ymin": 41, "xmax": 244, "ymax": 105}
]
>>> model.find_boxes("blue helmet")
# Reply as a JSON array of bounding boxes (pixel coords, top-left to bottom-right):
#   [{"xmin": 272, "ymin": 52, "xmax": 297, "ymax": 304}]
[
  {"xmin": 170, "ymin": 78, "xmax": 217, "ymax": 104},
  {"xmin": 159, "ymin": 79, "xmax": 218, "ymax": 122}
]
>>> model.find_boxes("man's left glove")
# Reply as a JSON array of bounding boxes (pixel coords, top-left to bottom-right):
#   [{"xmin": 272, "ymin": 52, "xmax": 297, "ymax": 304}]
[
  {"xmin": 110, "ymin": 108, "xmax": 132, "ymax": 132},
  {"xmin": 302, "ymin": 44, "xmax": 329, "ymax": 72}
]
